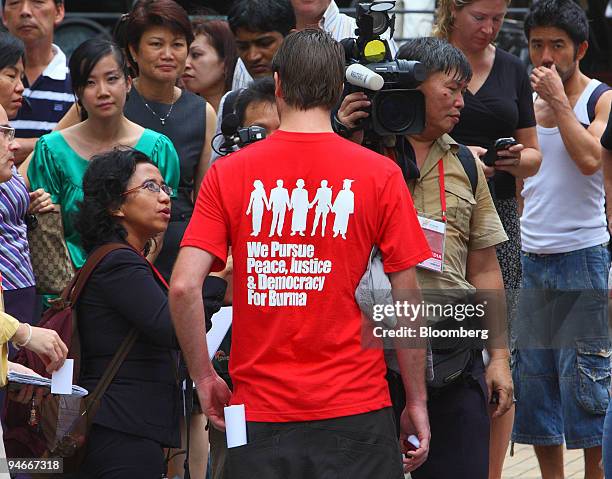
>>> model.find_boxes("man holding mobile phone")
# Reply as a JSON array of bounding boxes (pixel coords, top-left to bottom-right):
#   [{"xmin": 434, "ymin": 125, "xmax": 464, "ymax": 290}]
[{"xmin": 513, "ymin": 1, "xmax": 612, "ymax": 478}]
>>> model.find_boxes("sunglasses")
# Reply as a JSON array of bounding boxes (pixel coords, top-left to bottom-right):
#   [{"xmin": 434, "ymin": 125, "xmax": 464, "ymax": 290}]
[{"xmin": 122, "ymin": 179, "xmax": 173, "ymax": 197}]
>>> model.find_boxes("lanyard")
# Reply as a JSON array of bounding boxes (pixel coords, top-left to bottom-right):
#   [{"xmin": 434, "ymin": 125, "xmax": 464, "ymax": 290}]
[
  {"xmin": 437, "ymin": 159, "xmax": 447, "ymax": 223},
  {"xmin": 384, "ymin": 147, "xmax": 447, "ymax": 223}
]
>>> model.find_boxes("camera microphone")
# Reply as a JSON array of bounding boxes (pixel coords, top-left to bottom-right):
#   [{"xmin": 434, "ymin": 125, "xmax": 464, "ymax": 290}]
[{"xmin": 345, "ymin": 63, "xmax": 384, "ymax": 91}]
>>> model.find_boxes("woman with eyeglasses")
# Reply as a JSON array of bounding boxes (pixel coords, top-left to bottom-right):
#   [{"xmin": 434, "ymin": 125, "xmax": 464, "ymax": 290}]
[
  {"xmin": 25, "ymin": 38, "xmax": 179, "ymax": 270},
  {"xmin": 0, "ymin": 31, "xmax": 54, "ymax": 331},
  {"xmin": 74, "ymin": 148, "xmax": 180, "ymax": 477}
]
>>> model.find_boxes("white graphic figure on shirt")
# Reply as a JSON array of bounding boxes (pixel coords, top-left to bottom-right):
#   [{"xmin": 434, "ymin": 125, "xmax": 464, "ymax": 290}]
[
  {"xmin": 268, "ymin": 180, "xmax": 291, "ymax": 237},
  {"xmin": 290, "ymin": 179, "xmax": 309, "ymax": 236},
  {"xmin": 246, "ymin": 180, "xmax": 270, "ymax": 236},
  {"xmin": 332, "ymin": 179, "xmax": 354, "ymax": 239},
  {"xmin": 309, "ymin": 180, "xmax": 333, "ymax": 237}
]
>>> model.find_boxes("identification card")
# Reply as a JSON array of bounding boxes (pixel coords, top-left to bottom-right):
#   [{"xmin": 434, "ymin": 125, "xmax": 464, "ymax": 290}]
[{"xmin": 417, "ymin": 216, "xmax": 446, "ymax": 273}]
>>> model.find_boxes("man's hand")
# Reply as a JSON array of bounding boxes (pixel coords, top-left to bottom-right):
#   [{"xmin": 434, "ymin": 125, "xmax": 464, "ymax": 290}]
[
  {"xmin": 337, "ymin": 92, "xmax": 370, "ymax": 144},
  {"xmin": 485, "ymin": 356, "xmax": 513, "ymax": 418},
  {"xmin": 195, "ymin": 373, "xmax": 232, "ymax": 431},
  {"xmin": 530, "ymin": 65, "xmax": 569, "ymax": 108},
  {"xmin": 399, "ymin": 402, "xmax": 430, "ymax": 473},
  {"xmin": 28, "ymin": 189, "xmax": 55, "ymax": 214}
]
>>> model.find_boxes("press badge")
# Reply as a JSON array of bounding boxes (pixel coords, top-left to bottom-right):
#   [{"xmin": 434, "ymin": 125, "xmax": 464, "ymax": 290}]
[{"xmin": 417, "ymin": 215, "xmax": 446, "ymax": 273}]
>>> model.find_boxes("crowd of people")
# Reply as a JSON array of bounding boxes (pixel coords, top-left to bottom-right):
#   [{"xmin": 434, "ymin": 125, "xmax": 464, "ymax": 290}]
[{"xmin": 0, "ymin": 0, "xmax": 611, "ymax": 478}]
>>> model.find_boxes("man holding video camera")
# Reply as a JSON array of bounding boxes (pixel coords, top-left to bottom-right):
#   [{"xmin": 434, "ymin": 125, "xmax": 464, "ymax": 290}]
[{"xmin": 337, "ymin": 36, "xmax": 513, "ymax": 478}]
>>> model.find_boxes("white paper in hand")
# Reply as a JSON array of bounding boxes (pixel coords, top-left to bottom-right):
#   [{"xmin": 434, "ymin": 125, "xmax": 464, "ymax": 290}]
[
  {"xmin": 224, "ymin": 404, "xmax": 247, "ymax": 448},
  {"xmin": 51, "ymin": 358, "xmax": 74, "ymax": 395}
]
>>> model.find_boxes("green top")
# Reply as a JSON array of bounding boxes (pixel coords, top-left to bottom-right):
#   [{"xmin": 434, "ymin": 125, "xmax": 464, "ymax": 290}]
[{"xmin": 28, "ymin": 129, "xmax": 180, "ymax": 269}]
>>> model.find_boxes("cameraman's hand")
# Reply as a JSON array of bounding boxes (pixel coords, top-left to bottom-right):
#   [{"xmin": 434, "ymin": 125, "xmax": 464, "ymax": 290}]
[{"xmin": 337, "ymin": 92, "xmax": 370, "ymax": 144}]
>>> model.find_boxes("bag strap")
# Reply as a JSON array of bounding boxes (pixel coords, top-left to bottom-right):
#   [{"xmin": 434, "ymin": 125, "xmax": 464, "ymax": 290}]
[
  {"xmin": 457, "ymin": 144, "xmax": 479, "ymax": 196},
  {"xmin": 83, "ymin": 328, "xmax": 138, "ymax": 414},
  {"xmin": 59, "ymin": 243, "xmax": 133, "ymax": 305},
  {"xmin": 587, "ymin": 83, "xmax": 611, "ymax": 124}
]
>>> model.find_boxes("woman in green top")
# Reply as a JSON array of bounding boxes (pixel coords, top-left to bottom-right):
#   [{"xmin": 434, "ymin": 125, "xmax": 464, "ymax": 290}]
[{"xmin": 27, "ymin": 39, "xmax": 179, "ymax": 268}]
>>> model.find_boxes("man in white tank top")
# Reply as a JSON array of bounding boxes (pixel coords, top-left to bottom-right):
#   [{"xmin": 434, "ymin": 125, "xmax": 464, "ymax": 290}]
[{"xmin": 514, "ymin": 1, "xmax": 612, "ymax": 478}]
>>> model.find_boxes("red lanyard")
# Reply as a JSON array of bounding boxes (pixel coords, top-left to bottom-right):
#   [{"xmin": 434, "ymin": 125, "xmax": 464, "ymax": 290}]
[
  {"xmin": 147, "ymin": 259, "xmax": 169, "ymax": 289},
  {"xmin": 437, "ymin": 159, "xmax": 447, "ymax": 223}
]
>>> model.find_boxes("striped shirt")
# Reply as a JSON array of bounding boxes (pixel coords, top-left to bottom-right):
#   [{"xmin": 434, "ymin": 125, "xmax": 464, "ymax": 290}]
[
  {"xmin": 13, "ymin": 44, "xmax": 73, "ymax": 139},
  {"xmin": 0, "ymin": 168, "xmax": 35, "ymax": 290}
]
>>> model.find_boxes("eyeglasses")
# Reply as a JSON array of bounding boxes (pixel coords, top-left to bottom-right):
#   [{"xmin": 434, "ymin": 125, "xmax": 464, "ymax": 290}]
[
  {"xmin": 0, "ymin": 125, "xmax": 16, "ymax": 143},
  {"xmin": 122, "ymin": 179, "xmax": 173, "ymax": 197}
]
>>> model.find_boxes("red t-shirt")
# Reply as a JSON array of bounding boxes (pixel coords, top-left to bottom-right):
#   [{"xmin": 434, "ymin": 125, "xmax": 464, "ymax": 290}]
[{"xmin": 183, "ymin": 130, "xmax": 430, "ymax": 422}]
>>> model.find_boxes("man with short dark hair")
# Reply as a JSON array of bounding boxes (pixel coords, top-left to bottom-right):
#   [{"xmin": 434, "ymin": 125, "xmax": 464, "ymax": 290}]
[
  {"xmin": 2, "ymin": 0, "xmax": 71, "ymax": 164},
  {"xmin": 170, "ymin": 29, "xmax": 431, "ymax": 479},
  {"xmin": 382, "ymin": 37, "xmax": 511, "ymax": 479},
  {"xmin": 228, "ymin": 0, "xmax": 295, "ymax": 90},
  {"xmin": 513, "ymin": 1, "xmax": 612, "ymax": 477}
]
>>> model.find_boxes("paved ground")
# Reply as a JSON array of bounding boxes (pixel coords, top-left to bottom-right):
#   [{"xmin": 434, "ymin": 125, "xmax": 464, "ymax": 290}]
[{"xmin": 502, "ymin": 443, "xmax": 586, "ymax": 478}]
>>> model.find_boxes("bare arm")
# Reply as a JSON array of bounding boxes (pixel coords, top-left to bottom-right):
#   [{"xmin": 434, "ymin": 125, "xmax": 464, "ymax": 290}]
[
  {"xmin": 466, "ymin": 246, "xmax": 512, "ymax": 418},
  {"xmin": 389, "ymin": 267, "xmax": 429, "ymax": 472},
  {"xmin": 532, "ymin": 65, "xmax": 611, "ymax": 175},
  {"xmin": 194, "ymin": 103, "xmax": 217, "ymax": 199},
  {"xmin": 169, "ymin": 246, "xmax": 231, "ymax": 429}
]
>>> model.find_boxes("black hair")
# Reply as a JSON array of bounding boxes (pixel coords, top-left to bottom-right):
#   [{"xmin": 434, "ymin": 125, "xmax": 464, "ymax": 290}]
[
  {"xmin": 0, "ymin": 31, "xmax": 24, "ymax": 71},
  {"xmin": 396, "ymin": 37, "xmax": 472, "ymax": 84},
  {"xmin": 227, "ymin": 0, "xmax": 296, "ymax": 37},
  {"xmin": 76, "ymin": 148, "xmax": 154, "ymax": 254},
  {"xmin": 69, "ymin": 38, "xmax": 130, "ymax": 121},
  {"xmin": 524, "ymin": 0, "xmax": 589, "ymax": 47},
  {"xmin": 235, "ymin": 77, "xmax": 276, "ymax": 126}
]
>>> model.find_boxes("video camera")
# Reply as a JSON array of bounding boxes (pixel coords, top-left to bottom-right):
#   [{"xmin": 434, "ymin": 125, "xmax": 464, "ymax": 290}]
[
  {"xmin": 215, "ymin": 111, "xmax": 267, "ymax": 157},
  {"xmin": 340, "ymin": 1, "xmax": 426, "ymax": 137}
]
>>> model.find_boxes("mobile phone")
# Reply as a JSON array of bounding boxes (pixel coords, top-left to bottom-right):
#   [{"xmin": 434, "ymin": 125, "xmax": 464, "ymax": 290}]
[{"xmin": 482, "ymin": 137, "xmax": 518, "ymax": 166}]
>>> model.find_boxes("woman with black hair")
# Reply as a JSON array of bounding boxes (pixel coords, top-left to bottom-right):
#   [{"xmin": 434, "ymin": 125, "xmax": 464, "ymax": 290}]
[
  {"xmin": 75, "ymin": 148, "xmax": 180, "ymax": 478},
  {"xmin": 24, "ymin": 38, "xmax": 179, "ymax": 269},
  {"xmin": 0, "ymin": 31, "xmax": 53, "ymax": 329}
]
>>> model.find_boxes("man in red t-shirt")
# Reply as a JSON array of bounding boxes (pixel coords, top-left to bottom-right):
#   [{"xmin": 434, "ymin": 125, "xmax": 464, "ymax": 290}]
[{"xmin": 169, "ymin": 30, "xmax": 432, "ymax": 478}]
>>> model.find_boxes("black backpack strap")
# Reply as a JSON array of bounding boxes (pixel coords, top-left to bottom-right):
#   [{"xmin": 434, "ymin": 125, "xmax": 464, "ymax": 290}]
[
  {"xmin": 587, "ymin": 83, "xmax": 611, "ymax": 124},
  {"xmin": 456, "ymin": 144, "xmax": 479, "ymax": 196}
]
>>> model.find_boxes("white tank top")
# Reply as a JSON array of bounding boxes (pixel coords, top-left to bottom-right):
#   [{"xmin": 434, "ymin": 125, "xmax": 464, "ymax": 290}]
[{"xmin": 521, "ymin": 79, "xmax": 609, "ymax": 254}]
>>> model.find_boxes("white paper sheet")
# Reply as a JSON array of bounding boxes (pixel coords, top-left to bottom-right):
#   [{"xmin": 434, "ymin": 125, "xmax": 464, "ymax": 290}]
[
  {"xmin": 51, "ymin": 358, "xmax": 74, "ymax": 395},
  {"xmin": 224, "ymin": 404, "xmax": 247, "ymax": 448}
]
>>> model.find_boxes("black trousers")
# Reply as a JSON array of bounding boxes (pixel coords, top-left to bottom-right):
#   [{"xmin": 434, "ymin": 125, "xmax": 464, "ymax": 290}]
[
  {"xmin": 387, "ymin": 355, "xmax": 490, "ymax": 479},
  {"xmin": 76, "ymin": 424, "xmax": 166, "ymax": 479},
  {"xmin": 227, "ymin": 408, "xmax": 403, "ymax": 479}
]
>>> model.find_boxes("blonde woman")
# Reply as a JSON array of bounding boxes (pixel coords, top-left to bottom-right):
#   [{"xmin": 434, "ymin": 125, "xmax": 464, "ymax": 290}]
[{"xmin": 433, "ymin": 1, "xmax": 541, "ymax": 478}]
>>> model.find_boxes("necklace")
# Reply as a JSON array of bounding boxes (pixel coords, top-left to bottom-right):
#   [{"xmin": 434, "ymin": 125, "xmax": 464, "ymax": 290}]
[{"xmin": 138, "ymin": 87, "xmax": 178, "ymax": 126}]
